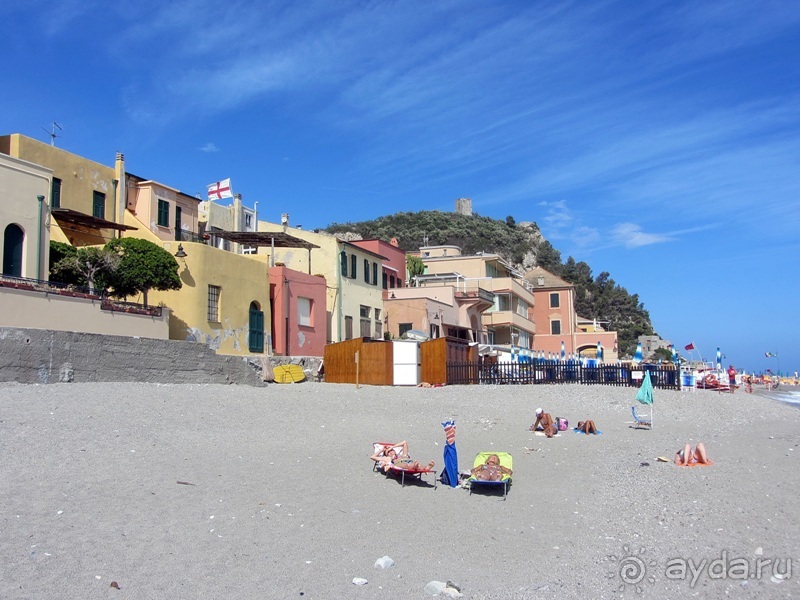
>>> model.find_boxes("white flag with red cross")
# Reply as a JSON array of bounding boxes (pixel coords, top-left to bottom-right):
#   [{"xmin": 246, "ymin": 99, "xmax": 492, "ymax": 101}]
[{"xmin": 207, "ymin": 178, "xmax": 233, "ymax": 200}]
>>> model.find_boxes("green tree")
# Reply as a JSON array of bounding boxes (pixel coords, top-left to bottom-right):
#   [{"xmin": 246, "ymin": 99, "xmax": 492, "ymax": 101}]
[
  {"xmin": 49, "ymin": 241, "xmax": 82, "ymax": 286},
  {"xmin": 535, "ymin": 240, "xmax": 562, "ymax": 274},
  {"xmin": 104, "ymin": 238, "xmax": 181, "ymax": 306},
  {"xmin": 406, "ymin": 255, "xmax": 425, "ymax": 279},
  {"xmin": 652, "ymin": 348, "xmax": 674, "ymax": 363},
  {"xmin": 52, "ymin": 246, "xmax": 120, "ymax": 294}
]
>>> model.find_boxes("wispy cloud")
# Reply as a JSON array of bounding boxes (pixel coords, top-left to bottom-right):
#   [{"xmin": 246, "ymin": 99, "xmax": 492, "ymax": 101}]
[{"xmin": 199, "ymin": 142, "xmax": 219, "ymax": 153}]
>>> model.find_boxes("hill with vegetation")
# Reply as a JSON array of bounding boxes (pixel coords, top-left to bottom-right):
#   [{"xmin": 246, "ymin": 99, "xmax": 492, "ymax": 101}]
[{"xmin": 325, "ymin": 210, "xmax": 654, "ymax": 356}]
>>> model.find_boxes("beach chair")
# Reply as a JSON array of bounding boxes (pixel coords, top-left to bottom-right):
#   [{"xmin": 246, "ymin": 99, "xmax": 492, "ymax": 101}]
[
  {"xmin": 468, "ymin": 452, "xmax": 512, "ymax": 500},
  {"xmin": 371, "ymin": 442, "xmax": 437, "ymax": 489},
  {"xmin": 631, "ymin": 405, "xmax": 652, "ymax": 429}
]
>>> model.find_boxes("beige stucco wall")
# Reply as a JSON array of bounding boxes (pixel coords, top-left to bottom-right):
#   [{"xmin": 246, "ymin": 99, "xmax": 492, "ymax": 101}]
[
  {"xmin": 256, "ymin": 223, "xmax": 385, "ymax": 343},
  {"xmin": 0, "ymin": 154, "xmax": 52, "ymax": 279},
  {"xmin": 0, "ymin": 286, "xmax": 169, "ymax": 339}
]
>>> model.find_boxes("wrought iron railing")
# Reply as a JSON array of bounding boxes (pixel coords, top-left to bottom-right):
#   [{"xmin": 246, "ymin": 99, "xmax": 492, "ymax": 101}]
[
  {"xmin": 446, "ymin": 359, "xmax": 680, "ymax": 389},
  {"xmin": 0, "ymin": 274, "xmax": 162, "ymax": 317}
]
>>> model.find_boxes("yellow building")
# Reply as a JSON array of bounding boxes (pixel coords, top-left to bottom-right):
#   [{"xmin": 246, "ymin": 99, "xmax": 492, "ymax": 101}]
[
  {"xmin": 122, "ymin": 199, "xmax": 271, "ymax": 356},
  {"xmin": 256, "ymin": 221, "xmax": 385, "ymax": 343},
  {"xmin": 0, "ymin": 134, "xmax": 130, "ymax": 247},
  {"xmin": 1, "ymin": 133, "xmax": 270, "ymax": 356}
]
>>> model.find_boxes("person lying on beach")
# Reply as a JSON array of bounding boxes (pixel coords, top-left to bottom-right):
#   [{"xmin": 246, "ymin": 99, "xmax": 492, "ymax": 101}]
[
  {"xmin": 530, "ymin": 408, "xmax": 557, "ymax": 437},
  {"xmin": 470, "ymin": 453, "xmax": 512, "ymax": 481},
  {"xmin": 674, "ymin": 442, "xmax": 712, "ymax": 466},
  {"xmin": 371, "ymin": 441, "xmax": 435, "ymax": 472},
  {"xmin": 576, "ymin": 420, "xmax": 598, "ymax": 434}
]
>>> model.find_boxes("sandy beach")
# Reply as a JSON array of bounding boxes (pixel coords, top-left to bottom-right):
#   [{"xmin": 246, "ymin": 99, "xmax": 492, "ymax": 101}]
[{"xmin": 1, "ymin": 381, "xmax": 798, "ymax": 599}]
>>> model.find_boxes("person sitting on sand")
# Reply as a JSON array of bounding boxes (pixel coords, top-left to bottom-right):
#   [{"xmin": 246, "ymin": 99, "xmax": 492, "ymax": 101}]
[
  {"xmin": 530, "ymin": 408, "xmax": 557, "ymax": 437},
  {"xmin": 371, "ymin": 441, "xmax": 435, "ymax": 472},
  {"xmin": 674, "ymin": 442, "xmax": 712, "ymax": 466},
  {"xmin": 470, "ymin": 453, "xmax": 512, "ymax": 481},
  {"xmin": 576, "ymin": 420, "xmax": 598, "ymax": 434}
]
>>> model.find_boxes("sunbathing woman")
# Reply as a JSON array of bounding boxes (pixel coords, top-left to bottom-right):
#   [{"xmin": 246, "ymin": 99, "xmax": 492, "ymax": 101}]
[
  {"xmin": 371, "ymin": 441, "xmax": 434, "ymax": 473},
  {"xmin": 470, "ymin": 453, "xmax": 513, "ymax": 481},
  {"xmin": 576, "ymin": 420, "xmax": 598, "ymax": 434},
  {"xmin": 674, "ymin": 442, "xmax": 712, "ymax": 466}
]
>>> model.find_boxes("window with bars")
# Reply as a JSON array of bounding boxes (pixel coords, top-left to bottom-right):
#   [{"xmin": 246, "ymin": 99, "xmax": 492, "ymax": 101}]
[
  {"xmin": 157, "ymin": 199, "xmax": 170, "ymax": 227},
  {"xmin": 550, "ymin": 292, "xmax": 560, "ymax": 308},
  {"xmin": 92, "ymin": 191, "xmax": 105, "ymax": 219},
  {"xmin": 208, "ymin": 285, "xmax": 221, "ymax": 321},
  {"xmin": 551, "ymin": 320, "xmax": 561, "ymax": 335},
  {"xmin": 364, "ymin": 258, "xmax": 370, "ymax": 283}
]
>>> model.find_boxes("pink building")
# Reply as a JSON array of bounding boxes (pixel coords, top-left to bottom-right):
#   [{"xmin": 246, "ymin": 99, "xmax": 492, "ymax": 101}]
[
  {"xmin": 269, "ymin": 265, "xmax": 327, "ymax": 357},
  {"xmin": 525, "ymin": 267, "xmax": 618, "ymax": 360}
]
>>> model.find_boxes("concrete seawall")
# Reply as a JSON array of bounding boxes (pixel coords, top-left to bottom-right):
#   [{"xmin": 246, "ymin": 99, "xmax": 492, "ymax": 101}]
[{"xmin": 0, "ymin": 327, "xmax": 265, "ymax": 386}]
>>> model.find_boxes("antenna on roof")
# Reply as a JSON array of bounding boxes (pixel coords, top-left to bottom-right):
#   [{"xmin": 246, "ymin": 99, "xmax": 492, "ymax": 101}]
[{"xmin": 41, "ymin": 122, "xmax": 63, "ymax": 146}]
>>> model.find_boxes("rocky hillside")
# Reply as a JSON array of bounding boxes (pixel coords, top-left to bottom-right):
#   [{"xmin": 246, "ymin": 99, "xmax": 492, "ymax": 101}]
[{"xmin": 325, "ymin": 210, "xmax": 654, "ymax": 357}]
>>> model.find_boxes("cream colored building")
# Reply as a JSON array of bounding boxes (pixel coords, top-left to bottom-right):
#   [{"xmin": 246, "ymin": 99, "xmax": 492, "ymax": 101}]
[
  {"xmin": 256, "ymin": 221, "xmax": 385, "ymax": 343},
  {"xmin": 199, "ymin": 194, "xmax": 258, "ymax": 254},
  {"xmin": 417, "ymin": 246, "xmax": 536, "ymax": 348},
  {"xmin": 0, "ymin": 153, "xmax": 51, "ymax": 279}
]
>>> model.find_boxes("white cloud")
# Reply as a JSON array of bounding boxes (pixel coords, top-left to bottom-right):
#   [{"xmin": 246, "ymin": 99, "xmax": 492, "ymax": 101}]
[
  {"xmin": 611, "ymin": 223, "xmax": 673, "ymax": 248},
  {"xmin": 200, "ymin": 142, "xmax": 219, "ymax": 153}
]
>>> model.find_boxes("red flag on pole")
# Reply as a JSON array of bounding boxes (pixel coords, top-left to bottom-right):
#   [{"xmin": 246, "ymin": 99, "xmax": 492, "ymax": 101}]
[{"xmin": 684, "ymin": 343, "xmax": 695, "ymax": 351}]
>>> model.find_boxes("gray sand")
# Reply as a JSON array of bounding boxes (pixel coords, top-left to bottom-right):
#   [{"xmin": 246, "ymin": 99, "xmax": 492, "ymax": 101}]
[{"xmin": 1, "ymin": 381, "xmax": 798, "ymax": 599}]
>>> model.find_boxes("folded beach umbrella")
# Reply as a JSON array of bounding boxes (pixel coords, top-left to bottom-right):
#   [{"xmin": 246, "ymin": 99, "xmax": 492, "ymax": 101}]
[
  {"xmin": 441, "ymin": 420, "xmax": 459, "ymax": 488},
  {"xmin": 632, "ymin": 342, "xmax": 643, "ymax": 364},
  {"xmin": 716, "ymin": 347, "xmax": 722, "ymax": 372},
  {"xmin": 597, "ymin": 341, "xmax": 604, "ymax": 362},
  {"xmin": 560, "ymin": 341, "xmax": 566, "ymax": 361},
  {"xmin": 635, "ymin": 370, "xmax": 654, "ymax": 427}
]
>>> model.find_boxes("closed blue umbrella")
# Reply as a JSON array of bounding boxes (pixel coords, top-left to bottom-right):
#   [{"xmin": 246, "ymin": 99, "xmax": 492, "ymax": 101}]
[
  {"xmin": 633, "ymin": 341, "xmax": 643, "ymax": 364},
  {"xmin": 441, "ymin": 420, "xmax": 458, "ymax": 488},
  {"xmin": 561, "ymin": 341, "xmax": 566, "ymax": 361},
  {"xmin": 597, "ymin": 341, "xmax": 604, "ymax": 362},
  {"xmin": 716, "ymin": 347, "xmax": 722, "ymax": 372}
]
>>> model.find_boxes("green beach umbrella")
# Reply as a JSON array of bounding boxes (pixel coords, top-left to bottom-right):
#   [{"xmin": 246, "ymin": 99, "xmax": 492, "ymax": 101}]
[{"xmin": 635, "ymin": 370, "xmax": 654, "ymax": 427}]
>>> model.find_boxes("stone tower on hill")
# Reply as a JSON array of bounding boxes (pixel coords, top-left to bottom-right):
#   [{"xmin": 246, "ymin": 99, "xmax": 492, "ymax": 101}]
[{"xmin": 455, "ymin": 197, "xmax": 472, "ymax": 216}]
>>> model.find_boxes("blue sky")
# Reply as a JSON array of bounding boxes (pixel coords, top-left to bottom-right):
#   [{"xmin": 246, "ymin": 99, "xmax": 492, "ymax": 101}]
[{"xmin": 3, "ymin": 1, "xmax": 799, "ymax": 375}]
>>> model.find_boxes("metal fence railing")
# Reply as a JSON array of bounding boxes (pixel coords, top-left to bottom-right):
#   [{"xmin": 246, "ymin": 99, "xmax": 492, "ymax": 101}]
[
  {"xmin": 0, "ymin": 274, "xmax": 162, "ymax": 317},
  {"xmin": 446, "ymin": 360, "xmax": 680, "ymax": 389}
]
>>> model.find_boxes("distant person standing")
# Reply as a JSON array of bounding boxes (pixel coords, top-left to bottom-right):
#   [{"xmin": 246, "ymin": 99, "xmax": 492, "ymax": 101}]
[{"xmin": 727, "ymin": 365, "xmax": 737, "ymax": 394}]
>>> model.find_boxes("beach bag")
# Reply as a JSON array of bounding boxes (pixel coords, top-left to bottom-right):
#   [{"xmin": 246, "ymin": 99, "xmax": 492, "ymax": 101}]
[{"xmin": 556, "ymin": 417, "xmax": 569, "ymax": 431}]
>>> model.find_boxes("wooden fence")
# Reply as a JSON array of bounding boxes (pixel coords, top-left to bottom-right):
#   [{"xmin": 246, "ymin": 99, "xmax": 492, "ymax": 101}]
[
  {"xmin": 323, "ymin": 338, "xmax": 393, "ymax": 385},
  {"xmin": 323, "ymin": 337, "xmax": 477, "ymax": 386}
]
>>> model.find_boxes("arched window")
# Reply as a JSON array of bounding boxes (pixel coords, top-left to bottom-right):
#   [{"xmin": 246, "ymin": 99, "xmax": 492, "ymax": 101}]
[
  {"xmin": 249, "ymin": 301, "xmax": 264, "ymax": 353},
  {"xmin": 3, "ymin": 224, "xmax": 24, "ymax": 277}
]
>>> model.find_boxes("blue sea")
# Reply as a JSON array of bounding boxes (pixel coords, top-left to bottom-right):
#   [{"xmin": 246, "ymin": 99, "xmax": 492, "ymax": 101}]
[{"xmin": 762, "ymin": 387, "xmax": 800, "ymax": 409}]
